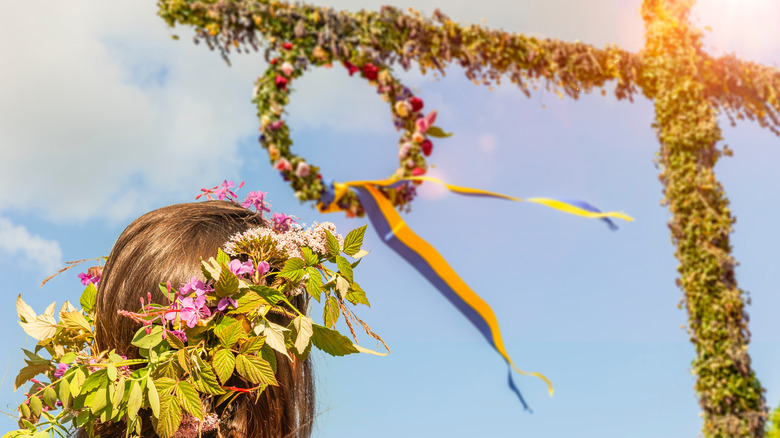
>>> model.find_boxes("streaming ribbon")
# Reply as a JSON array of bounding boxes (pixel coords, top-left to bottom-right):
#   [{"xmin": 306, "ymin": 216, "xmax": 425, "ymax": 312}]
[{"xmin": 317, "ymin": 177, "xmax": 633, "ymax": 409}]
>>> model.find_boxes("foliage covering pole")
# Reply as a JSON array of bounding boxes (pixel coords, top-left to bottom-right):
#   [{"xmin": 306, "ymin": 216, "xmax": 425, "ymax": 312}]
[{"xmin": 641, "ymin": 0, "xmax": 765, "ymax": 435}]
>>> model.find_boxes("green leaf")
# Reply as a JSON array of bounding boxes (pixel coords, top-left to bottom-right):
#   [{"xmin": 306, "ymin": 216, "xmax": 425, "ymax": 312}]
[
  {"xmin": 29, "ymin": 395, "xmax": 42, "ymax": 417},
  {"xmin": 231, "ymin": 290, "xmax": 266, "ymax": 313},
  {"xmin": 90, "ymin": 386, "xmax": 108, "ymax": 415},
  {"xmin": 23, "ymin": 349, "xmax": 50, "ymax": 366},
  {"xmin": 132, "ymin": 325, "xmax": 164, "ymax": 350},
  {"xmin": 335, "ymin": 275, "xmax": 350, "ymax": 299},
  {"xmin": 301, "ymin": 246, "xmax": 319, "ymax": 266},
  {"xmin": 147, "ymin": 378, "xmax": 160, "ymax": 418},
  {"xmin": 324, "ymin": 229, "xmax": 340, "ymax": 259},
  {"xmin": 248, "ymin": 285, "xmax": 286, "ymax": 306},
  {"xmin": 240, "ymin": 336, "xmax": 265, "ymax": 355},
  {"xmin": 235, "ymin": 354, "xmax": 278, "ymax": 386},
  {"xmin": 158, "ymin": 283, "xmax": 175, "ymax": 302},
  {"xmin": 60, "ymin": 352, "xmax": 77, "ymax": 364},
  {"xmin": 212, "ymin": 348, "xmax": 235, "ymax": 385},
  {"xmin": 260, "ymin": 344, "xmax": 277, "ymax": 374},
  {"xmin": 79, "ymin": 283, "xmax": 97, "ymax": 313},
  {"xmin": 255, "ymin": 319, "xmax": 289, "ymax": 358},
  {"xmin": 215, "ymin": 269, "xmax": 239, "ymax": 298},
  {"xmin": 191, "ymin": 359, "xmax": 224, "ymax": 395},
  {"xmin": 305, "ymin": 267, "xmax": 323, "ymax": 302},
  {"xmin": 14, "ymin": 364, "xmax": 51, "ymax": 391},
  {"xmin": 42, "ymin": 386, "xmax": 57, "ymax": 408},
  {"xmin": 323, "ymin": 296, "xmax": 340, "ymax": 329},
  {"xmin": 80, "ymin": 369, "xmax": 106, "ymax": 395},
  {"xmin": 19, "ymin": 402, "xmax": 30, "ymax": 420},
  {"xmin": 292, "ymin": 316, "xmax": 313, "ymax": 355},
  {"xmin": 155, "ymin": 396, "xmax": 182, "ymax": 438},
  {"xmin": 346, "ymin": 282, "xmax": 370, "ymax": 307},
  {"xmin": 336, "ymin": 256, "xmax": 353, "ymax": 282},
  {"xmin": 114, "ymin": 378, "xmax": 127, "ymax": 407},
  {"xmin": 69, "ymin": 367, "xmax": 87, "ymax": 397},
  {"xmin": 311, "ymin": 324, "xmax": 359, "ymax": 357},
  {"xmin": 425, "ymin": 126, "xmax": 453, "ymax": 138},
  {"xmin": 216, "ymin": 248, "xmax": 230, "ymax": 266},
  {"xmin": 176, "ymin": 381, "xmax": 202, "ymax": 420},
  {"xmin": 342, "ymin": 225, "xmax": 366, "ymax": 256},
  {"xmin": 107, "ymin": 364, "xmax": 118, "ymax": 382},
  {"xmin": 127, "ymin": 381, "xmax": 142, "ymax": 422},
  {"xmin": 57, "ymin": 379, "xmax": 71, "ymax": 408},
  {"xmin": 278, "ymin": 257, "xmax": 305, "ymax": 281},
  {"xmin": 215, "ymin": 320, "xmax": 247, "ymax": 348}
]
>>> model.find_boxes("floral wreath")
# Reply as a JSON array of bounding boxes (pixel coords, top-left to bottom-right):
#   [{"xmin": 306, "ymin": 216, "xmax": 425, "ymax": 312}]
[
  {"xmin": 6, "ymin": 184, "xmax": 385, "ymax": 438},
  {"xmin": 254, "ymin": 40, "xmax": 451, "ymax": 217}
]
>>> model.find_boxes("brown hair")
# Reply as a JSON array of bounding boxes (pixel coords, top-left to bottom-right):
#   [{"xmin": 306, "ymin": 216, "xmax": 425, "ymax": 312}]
[{"xmin": 85, "ymin": 201, "xmax": 314, "ymax": 438}]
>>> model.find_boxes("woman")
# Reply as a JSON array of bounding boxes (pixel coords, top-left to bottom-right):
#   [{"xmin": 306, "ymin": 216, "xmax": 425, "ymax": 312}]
[{"xmin": 85, "ymin": 201, "xmax": 314, "ymax": 438}]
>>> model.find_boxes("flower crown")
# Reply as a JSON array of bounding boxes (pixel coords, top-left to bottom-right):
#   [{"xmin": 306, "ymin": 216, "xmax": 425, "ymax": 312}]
[{"xmin": 6, "ymin": 188, "xmax": 384, "ymax": 438}]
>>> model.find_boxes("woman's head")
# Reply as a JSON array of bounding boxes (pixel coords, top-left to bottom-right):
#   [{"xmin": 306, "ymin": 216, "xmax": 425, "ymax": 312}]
[{"xmin": 91, "ymin": 201, "xmax": 314, "ymax": 438}]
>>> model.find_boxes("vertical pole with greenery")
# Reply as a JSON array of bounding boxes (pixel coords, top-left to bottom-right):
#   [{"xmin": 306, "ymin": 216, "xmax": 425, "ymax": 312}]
[{"xmin": 641, "ymin": 1, "xmax": 765, "ymax": 436}]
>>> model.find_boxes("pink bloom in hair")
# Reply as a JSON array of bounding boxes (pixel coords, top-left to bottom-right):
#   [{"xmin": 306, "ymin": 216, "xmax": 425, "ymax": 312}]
[
  {"xmin": 180, "ymin": 276, "xmax": 211, "ymax": 296},
  {"xmin": 272, "ymin": 212, "xmax": 296, "ymax": 232},
  {"xmin": 214, "ymin": 180, "xmax": 236, "ymax": 201},
  {"xmin": 228, "ymin": 259, "xmax": 255, "ymax": 276}
]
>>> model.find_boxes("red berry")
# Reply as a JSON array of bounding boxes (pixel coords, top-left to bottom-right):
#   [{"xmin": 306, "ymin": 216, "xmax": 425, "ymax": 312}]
[
  {"xmin": 410, "ymin": 96, "xmax": 424, "ymax": 112},
  {"xmin": 421, "ymin": 139, "xmax": 433, "ymax": 156},
  {"xmin": 411, "ymin": 167, "xmax": 425, "ymax": 176},
  {"xmin": 275, "ymin": 75, "xmax": 288, "ymax": 90},
  {"xmin": 343, "ymin": 61, "xmax": 359, "ymax": 76},
  {"xmin": 362, "ymin": 63, "xmax": 379, "ymax": 81},
  {"xmin": 282, "ymin": 42, "xmax": 293, "ymax": 50},
  {"xmin": 270, "ymin": 58, "xmax": 278, "ymax": 65}
]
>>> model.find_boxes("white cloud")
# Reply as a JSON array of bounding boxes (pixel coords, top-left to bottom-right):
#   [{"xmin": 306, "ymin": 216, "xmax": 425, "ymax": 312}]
[{"xmin": 0, "ymin": 216, "xmax": 63, "ymax": 274}]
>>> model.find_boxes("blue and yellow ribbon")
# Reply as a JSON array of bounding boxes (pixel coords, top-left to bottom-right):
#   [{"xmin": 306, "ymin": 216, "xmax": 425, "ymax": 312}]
[{"xmin": 318, "ymin": 176, "xmax": 632, "ymax": 409}]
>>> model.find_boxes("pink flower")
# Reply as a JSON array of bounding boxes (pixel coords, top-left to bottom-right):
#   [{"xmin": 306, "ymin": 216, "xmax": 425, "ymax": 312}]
[
  {"xmin": 269, "ymin": 120, "xmax": 284, "ymax": 131},
  {"xmin": 415, "ymin": 110, "xmax": 437, "ymax": 133},
  {"xmin": 228, "ymin": 259, "xmax": 255, "ymax": 276},
  {"xmin": 217, "ymin": 296, "xmax": 238, "ymax": 312},
  {"xmin": 180, "ymin": 276, "xmax": 212, "ymax": 296},
  {"xmin": 169, "ymin": 330, "xmax": 187, "ymax": 342},
  {"xmin": 214, "ymin": 180, "xmax": 236, "ymax": 201},
  {"xmin": 275, "ymin": 158, "xmax": 292, "ymax": 172},
  {"xmin": 54, "ymin": 363, "xmax": 69, "ymax": 378},
  {"xmin": 281, "ymin": 62, "xmax": 294, "ymax": 77},
  {"xmin": 78, "ymin": 272, "xmax": 99, "ymax": 286},
  {"xmin": 295, "ymin": 162, "xmax": 311, "ymax": 178},
  {"xmin": 178, "ymin": 296, "xmax": 211, "ymax": 328},
  {"xmin": 412, "ymin": 167, "xmax": 426, "ymax": 176},
  {"xmin": 257, "ymin": 261, "xmax": 270, "ymax": 275},
  {"xmin": 410, "ymin": 96, "xmax": 424, "ymax": 112},
  {"xmin": 275, "ymin": 75, "xmax": 288, "ymax": 90},
  {"xmin": 272, "ymin": 212, "xmax": 296, "ymax": 232},
  {"xmin": 421, "ymin": 139, "xmax": 433, "ymax": 156},
  {"xmin": 242, "ymin": 191, "xmax": 271, "ymax": 215}
]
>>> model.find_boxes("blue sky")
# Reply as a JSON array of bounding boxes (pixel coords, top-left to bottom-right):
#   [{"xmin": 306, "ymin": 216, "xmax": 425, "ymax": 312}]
[{"xmin": 2, "ymin": 0, "xmax": 780, "ymax": 436}]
